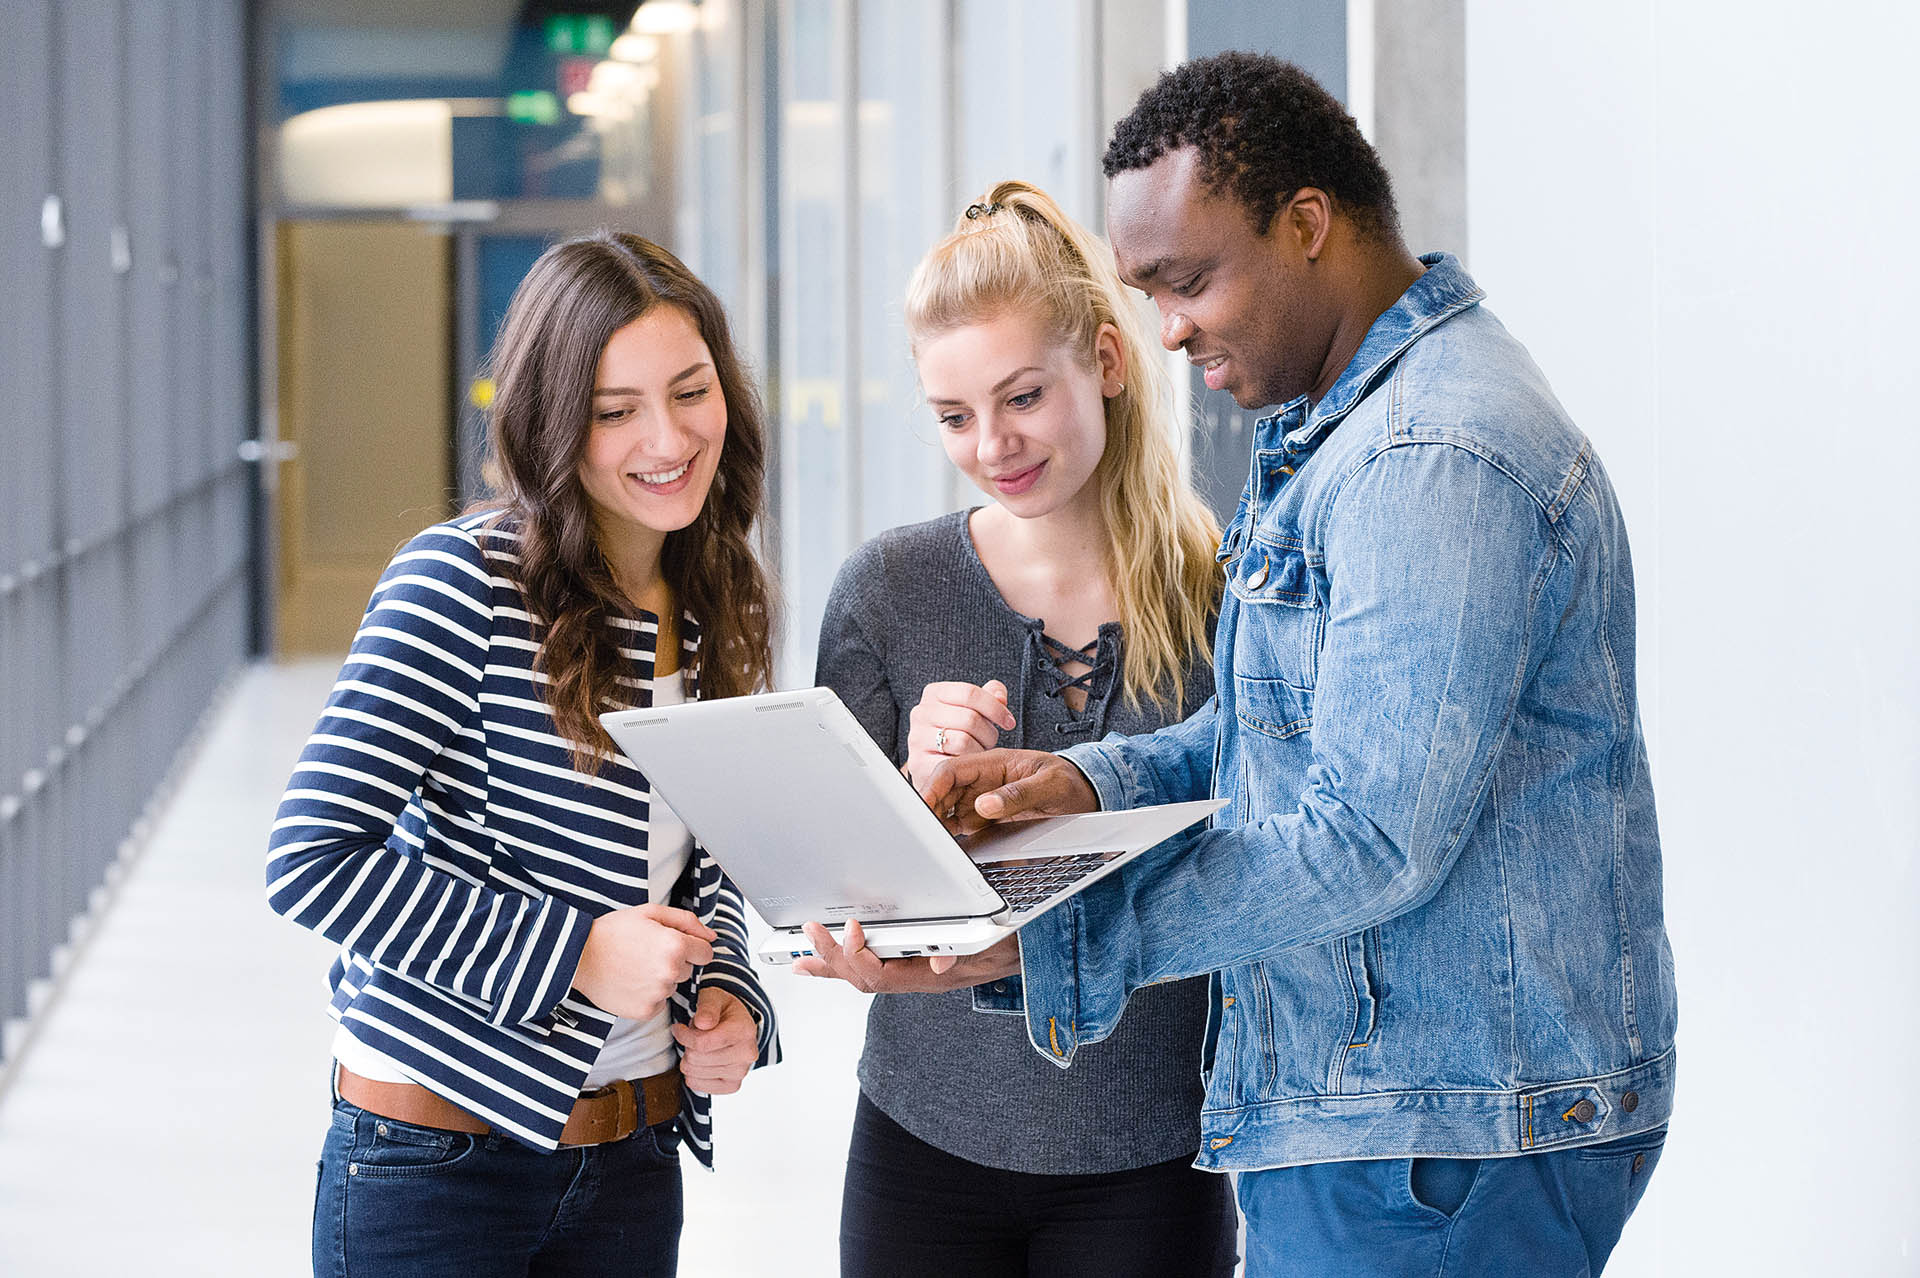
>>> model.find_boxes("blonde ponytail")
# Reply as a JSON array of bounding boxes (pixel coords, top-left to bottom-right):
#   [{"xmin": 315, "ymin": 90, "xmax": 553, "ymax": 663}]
[{"xmin": 906, "ymin": 181, "xmax": 1221, "ymax": 712}]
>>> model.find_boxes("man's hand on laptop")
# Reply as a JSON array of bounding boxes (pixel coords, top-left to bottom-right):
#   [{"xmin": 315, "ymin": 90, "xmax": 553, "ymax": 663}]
[
  {"xmin": 793, "ymin": 919, "xmax": 1020, "ymax": 991},
  {"xmin": 918, "ymin": 747, "xmax": 1099, "ymax": 836}
]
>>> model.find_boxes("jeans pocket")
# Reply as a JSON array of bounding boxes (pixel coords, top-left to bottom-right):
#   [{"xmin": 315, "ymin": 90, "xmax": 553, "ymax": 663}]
[
  {"xmin": 643, "ymin": 1119, "xmax": 682, "ymax": 1165},
  {"xmin": 1571, "ymin": 1125, "xmax": 1668, "ymax": 1163},
  {"xmin": 606, "ymin": 1120, "xmax": 682, "ymax": 1179},
  {"xmin": 1406, "ymin": 1157, "xmax": 1483, "ymax": 1222},
  {"xmin": 343, "ymin": 1105, "xmax": 476, "ymax": 1179},
  {"xmin": 1572, "ymin": 1126, "xmax": 1666, "ymax": 1213}
]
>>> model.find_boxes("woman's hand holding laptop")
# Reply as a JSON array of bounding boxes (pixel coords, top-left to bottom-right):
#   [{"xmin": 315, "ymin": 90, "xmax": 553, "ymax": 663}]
[{"xmin": 793, "ymin": 919, "xmax": 1020, "ymax": 991}]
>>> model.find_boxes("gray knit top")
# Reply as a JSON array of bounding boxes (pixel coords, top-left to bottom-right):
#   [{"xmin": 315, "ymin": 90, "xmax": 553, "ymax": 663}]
[{"xmin": 815, "ymin": 509, "xmax": 1215, "ymax": 1174}]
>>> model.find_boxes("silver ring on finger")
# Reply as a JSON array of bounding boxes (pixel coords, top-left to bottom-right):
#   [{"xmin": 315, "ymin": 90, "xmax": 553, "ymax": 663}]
[{"xmin": 934, "ymin": 727, "xmax": 950, "ymax": 754}]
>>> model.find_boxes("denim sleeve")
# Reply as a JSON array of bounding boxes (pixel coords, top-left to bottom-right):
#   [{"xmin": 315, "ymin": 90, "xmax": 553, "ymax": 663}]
[
  {"xmin": 1020, "ymin": 444, "xmax": 1561, "ymax": 1064},
  {"xmin": 1057, "ymin": 693, "xmax": 1221, "ymax": 812}
]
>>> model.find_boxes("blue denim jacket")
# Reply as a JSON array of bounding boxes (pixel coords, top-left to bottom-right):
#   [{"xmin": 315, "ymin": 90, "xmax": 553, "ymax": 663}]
[{"xmin": 1016, "ymin": 255, "xmax": 1677, "ymax": 1171}]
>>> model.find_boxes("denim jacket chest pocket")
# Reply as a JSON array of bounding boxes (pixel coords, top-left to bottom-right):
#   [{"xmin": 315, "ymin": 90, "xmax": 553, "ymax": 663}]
[
  {"xmin": 1225, "ymin": 530, "xmax": 1321, "ymax": 832},
  {"xmin": 1218, "ymin": 443, "xmax": 1322, "ymax": 824},
  {"xmin": 1227, "ymin": 526, "xmax": 1322, "ymax": 687}
]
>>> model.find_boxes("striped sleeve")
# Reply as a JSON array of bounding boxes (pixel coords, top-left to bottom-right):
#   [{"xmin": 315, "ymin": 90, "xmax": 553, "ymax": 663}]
[
  {"xmin": 697, "ymin": 868, "xmax": 782, "ymax": 1067},
  {"xmin": 265, "ymin": 524, "xmax": 593, "ymax": 1031}
]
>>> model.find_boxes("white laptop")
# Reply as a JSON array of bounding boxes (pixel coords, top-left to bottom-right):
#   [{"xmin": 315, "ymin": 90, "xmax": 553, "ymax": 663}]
[{"xmin": 600, "ymin": 687, "xmax": 1223, "ymax": 965}]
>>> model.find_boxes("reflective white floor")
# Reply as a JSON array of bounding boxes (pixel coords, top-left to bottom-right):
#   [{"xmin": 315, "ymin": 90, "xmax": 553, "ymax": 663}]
[{"xmin": 0, "ymin": 660, "xmax": 872, "ymax": 1276}]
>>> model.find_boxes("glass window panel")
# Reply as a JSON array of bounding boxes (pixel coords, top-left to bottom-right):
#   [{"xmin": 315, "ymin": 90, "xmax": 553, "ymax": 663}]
[
  {"xmin": 956, "ymin": 0, "xmax": 1092, "ymax": 225},
  {"xmin": 686, "ymin": 0, "xmax": 745, "ymax": 317},
  {"xmin": 780, "ymin": 0, "xmax": 850, "ymax": 684},
  {"xmin": 855, "ymin": 0, "xmax": 951, "ymax": 542}
]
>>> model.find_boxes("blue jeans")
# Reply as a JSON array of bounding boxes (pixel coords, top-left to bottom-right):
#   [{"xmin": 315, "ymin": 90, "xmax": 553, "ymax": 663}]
[
  {"xmin": 1238, "ymin": 1128, "xmax": 1667, "ymax": 1277},
  {"xmin": 312, "ymin": 1098, "xmax": 683, "ymax": 1278}
]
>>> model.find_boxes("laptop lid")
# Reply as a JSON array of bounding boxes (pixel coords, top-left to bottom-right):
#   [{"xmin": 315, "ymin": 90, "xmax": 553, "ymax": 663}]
[{"xmin": 601, "ymin": 688, "xmax": 1007, "ymax": 929}]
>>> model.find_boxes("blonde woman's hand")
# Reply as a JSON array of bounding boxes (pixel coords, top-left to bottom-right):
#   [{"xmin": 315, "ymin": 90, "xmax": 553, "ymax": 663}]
[
  {"xmin": 571, "ymin": 903, "xmax": 717, "ymax": 1020},
  {"xmin": 792, "ymin": 919, "xmax": 1020, "ymax": 992},
  {"xmin": 905, "ymin": 679, "xmax": 1017, "ymax": 789}
]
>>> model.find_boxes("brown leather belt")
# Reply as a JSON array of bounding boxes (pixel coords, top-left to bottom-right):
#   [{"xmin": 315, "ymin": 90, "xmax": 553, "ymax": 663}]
[{"xmin": 336, "ymin": 1064, "xmax": 681, "ymax": 1146}]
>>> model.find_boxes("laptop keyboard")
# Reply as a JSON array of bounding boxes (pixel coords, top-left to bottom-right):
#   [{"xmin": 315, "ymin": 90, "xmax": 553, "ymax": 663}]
[{"xmin": 977, "ymin": 851, "xmax": 1120, "ymax": 914}]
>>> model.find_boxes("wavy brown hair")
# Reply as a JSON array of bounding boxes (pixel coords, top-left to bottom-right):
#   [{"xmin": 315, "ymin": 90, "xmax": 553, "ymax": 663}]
[{"xmin": 481, "ymin": 232, "xmax": 775, "ymax": 770}]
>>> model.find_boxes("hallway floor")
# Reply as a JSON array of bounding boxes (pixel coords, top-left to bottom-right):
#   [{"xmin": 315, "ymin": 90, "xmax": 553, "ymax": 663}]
[{"xmin": 0, "ymin": 660, "xmax": 868, "ymax": 1276}]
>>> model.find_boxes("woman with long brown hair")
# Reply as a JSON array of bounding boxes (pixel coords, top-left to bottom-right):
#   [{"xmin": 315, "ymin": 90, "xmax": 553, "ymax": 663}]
[{"xmin": 267, "ymin": 232, "xmax": 779, "ymax": 1278}]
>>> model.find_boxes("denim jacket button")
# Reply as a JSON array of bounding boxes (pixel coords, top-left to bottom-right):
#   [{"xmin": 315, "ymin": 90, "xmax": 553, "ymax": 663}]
[
  {"xmin": 1570, "ymin": 1099, "xmax": 1596, "ymax": 1123},
  {"xmin": 1633, "ymin": 1153, "xmax": 1647, "ymax": 1174},
  {"xmin": 1621, "ymin": 1090, "xmax": 1639, "ymax": 1113},
  {"xmin": 992, "ymin": 982, "xmax": 1008, "ymax": 994}
]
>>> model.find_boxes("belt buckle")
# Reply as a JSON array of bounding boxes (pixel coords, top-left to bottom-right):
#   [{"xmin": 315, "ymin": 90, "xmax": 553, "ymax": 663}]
[
  {"xmin": 565, "ymin": 1078, "xmax": 639, "ymax": 1147},
  {"xmin": 611, "ymin": 1077, "xmax": 639, "ymax": 1140}
]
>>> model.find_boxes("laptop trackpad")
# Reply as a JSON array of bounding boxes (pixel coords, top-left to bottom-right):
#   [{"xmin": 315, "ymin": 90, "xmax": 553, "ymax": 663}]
[{"xmin": 964, "ymin": 810, "xmax": 1149, "ymax": 861}]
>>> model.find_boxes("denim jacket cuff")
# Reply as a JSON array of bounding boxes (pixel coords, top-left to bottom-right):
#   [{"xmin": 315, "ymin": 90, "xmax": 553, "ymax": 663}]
[
  {"xmin": 969, "ymin": 973, "xmax": 1025, "ymax": 1015},
  {"xmin": 1017, "ymin": 899, "xmax": 1085, "ymax": 1068},
  {"xmin": 1056, "ymin": 742, "xmax": 1127, "ymax": 811}
]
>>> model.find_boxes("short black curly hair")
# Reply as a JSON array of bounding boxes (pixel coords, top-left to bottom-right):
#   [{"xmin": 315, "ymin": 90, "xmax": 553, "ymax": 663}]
[{"xmin": 1105, "ymin": 52, "xmax": 1399, "ymax": 240}]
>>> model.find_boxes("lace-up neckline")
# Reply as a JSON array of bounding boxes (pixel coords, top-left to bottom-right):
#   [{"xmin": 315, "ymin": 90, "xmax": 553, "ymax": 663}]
[
  {"xmin": 1035, "ymin": 630, "xmax": 1115, "ymax": 702},
  {"xmin": 951, "ymin": 507, "xmax": 1123, "ymax": 733}
]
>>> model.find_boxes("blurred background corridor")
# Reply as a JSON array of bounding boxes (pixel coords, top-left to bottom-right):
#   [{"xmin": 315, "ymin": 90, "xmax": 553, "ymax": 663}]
[{"xmin": 1, "ymin": 1, "xmax": 1916, "ymax": 1273}]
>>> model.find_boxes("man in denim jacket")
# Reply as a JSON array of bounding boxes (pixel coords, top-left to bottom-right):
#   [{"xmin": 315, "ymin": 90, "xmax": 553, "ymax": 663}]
[{"xmin": 923, "ymin": 54, "xmax": 1677, "ymax": 1275}]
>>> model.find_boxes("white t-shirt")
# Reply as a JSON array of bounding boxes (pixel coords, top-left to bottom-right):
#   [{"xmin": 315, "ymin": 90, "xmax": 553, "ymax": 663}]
[{"xmin": 332, "ymin": 669, "xmax": 696, "ymax": 1090}]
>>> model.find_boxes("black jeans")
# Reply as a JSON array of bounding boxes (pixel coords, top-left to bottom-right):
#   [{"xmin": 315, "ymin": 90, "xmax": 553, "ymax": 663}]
[{"xmin": 840, "ymin": 1092, "xmax": 1238, "ymax": 1278}]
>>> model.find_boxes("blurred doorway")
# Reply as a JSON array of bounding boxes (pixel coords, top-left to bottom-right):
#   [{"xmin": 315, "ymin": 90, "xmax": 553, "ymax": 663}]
[
  {"xmin": 273, "ymin": 221, "xmax": 454, "ymax": 655},
  {"xmin": 255, "ymin": 1, "xmax": 683, "ymax": 656}
]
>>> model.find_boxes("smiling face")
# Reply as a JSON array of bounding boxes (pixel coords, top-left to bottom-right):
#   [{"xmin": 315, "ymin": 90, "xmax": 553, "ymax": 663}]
[
  {"xmin": 1107, "ymin": 145, "xmax": 1337, "ymax": 410},
  {"xmin": 916, "ymin": 306, "xmax": 1124, "ymax": 520},
  {"xmin": 576, "ymin": 305, "xmax": 728, "ymax": 563}
]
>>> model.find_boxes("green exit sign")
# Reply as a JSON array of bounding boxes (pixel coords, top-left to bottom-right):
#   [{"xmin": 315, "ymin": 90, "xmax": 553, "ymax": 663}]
[
  {"xmin": 506, "ymin": 90, "xmax": 562, "ymax": 126},
  {"xmin": 543, "ymin": 14, "xmax": 617, "ymax": 55}
]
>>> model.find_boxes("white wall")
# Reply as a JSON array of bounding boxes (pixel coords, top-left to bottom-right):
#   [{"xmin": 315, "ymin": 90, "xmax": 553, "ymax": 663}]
[{"xmin": 1466, "ymin": 2, "xmax": 1920, "ymax": 1272}]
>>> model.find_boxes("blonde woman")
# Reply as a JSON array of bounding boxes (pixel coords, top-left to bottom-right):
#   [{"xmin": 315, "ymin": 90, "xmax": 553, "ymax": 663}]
[{"xmin": 801, "ymin": 182, "xmax": 1235, "ymax": 1276}]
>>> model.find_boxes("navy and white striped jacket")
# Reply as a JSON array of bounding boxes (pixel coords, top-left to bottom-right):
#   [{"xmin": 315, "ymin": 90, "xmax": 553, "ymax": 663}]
[{"xmin": 266, "ymin": 513, "xmax": 780, "ymax": 1160}]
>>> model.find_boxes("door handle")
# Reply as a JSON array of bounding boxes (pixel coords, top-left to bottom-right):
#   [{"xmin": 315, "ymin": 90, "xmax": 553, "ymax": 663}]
[{"xmin": 237, "ymin": 439, "xmax": 299, "ymax": 463}]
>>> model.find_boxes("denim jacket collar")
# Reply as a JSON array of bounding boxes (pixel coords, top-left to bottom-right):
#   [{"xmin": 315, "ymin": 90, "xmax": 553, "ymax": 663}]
[
  {"xmin": 1216, "ymin": 255, "xmax": 1487, "ymax": 568},
  {"xmin": 1257, "ymin": 252, "xmax": 1486, "ymax": 453}
]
